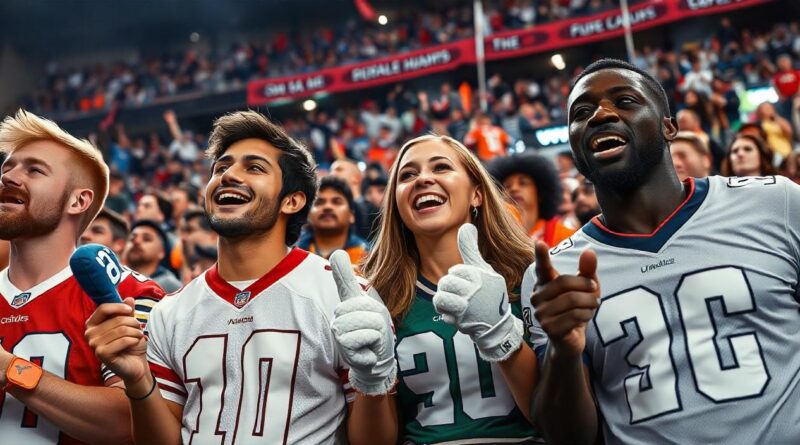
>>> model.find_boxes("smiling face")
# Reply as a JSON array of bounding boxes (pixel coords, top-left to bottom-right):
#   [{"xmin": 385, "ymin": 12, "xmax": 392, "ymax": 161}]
[
  {"xmin": 205, "ymin": 138, "xmax": 284, "ymax": 239},
  {"xmin": 568, "ymin": 68, "xmax": 677, "ymax": 190},
  {"xmin": 394, "ymin": 140, "xmax": 481, "ymax": 238},
  {"xmin": 0, "ymin": 141, "xmax": 73, "ymax": 240}
]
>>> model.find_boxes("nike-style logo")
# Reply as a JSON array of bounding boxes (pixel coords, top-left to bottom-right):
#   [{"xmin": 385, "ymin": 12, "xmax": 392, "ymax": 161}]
[
  {"xmin": 15, "ymin": 365, "xmax": 32, "ymax": 375},
  {"xmin": 499, "ymin": 292, "xmax": 507, "ymax": 315}
]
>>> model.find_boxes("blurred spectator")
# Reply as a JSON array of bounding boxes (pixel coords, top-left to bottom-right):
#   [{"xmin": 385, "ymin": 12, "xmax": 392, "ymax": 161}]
[
  {"xmin": 779, "ymin": 151, "xmax": 800, "ymax": 183},
  {"xmin": 164, "ymin": 110, "xmax": 199, "ymax": 163},
  {"xmin": 720, "ymin": 134, "xmax": 776, "ymax": 177},
  {"xmin": 297, "ymin": 176, "xmax": 368, "ymax": 263},
  {"xmin": 361, "ymin": 174, "xmax": 388, "ymax": 209},
  {"xmin": 670, "ymin": 131, "xmax": 712, "ymax": 181},
  {"xmin": 464, "ymin": 114, "xmax": 510, "ymax": 162},
  {"xmin": 170, "ymin": 182, "xmax": 200, "ymax": 225},
  {"xmin": 178, "ymin": 209, "xmax": 219, "ymax": 283},
  {"xmin": 773, "ymin": 54, "xmax": 800, "ymax": 119},
  {"xmin": 681, "ymin": 57, "xmax": 713, "ymax": 97},
  {"xmin": 124, "ymin": 220, "xmax": 182, "ymax": 292},
  {"xmin": 80, "ymin": 207, "xmax": 130, "ymax": 258},
  {"xmin": 572, "ymin": 179, "xmax": 601, "ymax": 226},
  {"xmin": 330, "ymin": 158, "xmax": 374, "ymax": 240},
  {"xmin": 187, "ymin": 244, "xmax": 218, "ymax": 281},
  {"xmin": 677, "ymin": 108, "xmax": 724, "ymax": 170},
  {"xmin": 487, "ymin": 152, "xmax": 575, "ymax": 247},
  {"xmin": 105, "ymin": 172, "xmax": 133, "ymax": 216},
  {"xmin": 135, "ymin": 191, "xmax": 174, "ymax": 228},
  {"xmin": 755, "ymin": 102, "xmax": 794, "ymax": 158}
]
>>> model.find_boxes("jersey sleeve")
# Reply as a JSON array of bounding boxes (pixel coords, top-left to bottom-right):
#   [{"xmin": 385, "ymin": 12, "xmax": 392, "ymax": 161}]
[
  {"xmin": 117, "ymin": 268, "xmax": 167, "ymax": 329},
  {"xmin": 520, "ymin": 262, "xmax": 548, "ymax": 360},
  {"xmin": 145, "ymin": 301, "xmax": 188, "ymax": 405},
  {"xmin": 783, "ymin": 177, "xmax": 800, "ymax": 301}
]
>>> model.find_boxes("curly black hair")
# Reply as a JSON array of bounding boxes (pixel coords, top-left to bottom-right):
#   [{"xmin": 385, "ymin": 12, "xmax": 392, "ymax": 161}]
[{"xmin": 486, "ymin": 152, "xmax": 562, "ymax": 220}]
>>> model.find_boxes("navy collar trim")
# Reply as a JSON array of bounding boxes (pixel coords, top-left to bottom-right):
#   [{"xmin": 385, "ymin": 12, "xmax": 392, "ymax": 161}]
[{"xmin": 583, "ymin": 177, "xmax": 709, "ymax": 253}]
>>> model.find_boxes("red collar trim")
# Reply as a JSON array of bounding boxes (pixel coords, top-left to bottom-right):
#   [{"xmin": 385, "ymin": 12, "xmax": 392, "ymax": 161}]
[
  {"xmin": 590, "ymin": 178, "xmax": 695, "ymax": 238},
  {"xmin": 204, "ymin": 248, "xmax": 309, "ymax": 308}
]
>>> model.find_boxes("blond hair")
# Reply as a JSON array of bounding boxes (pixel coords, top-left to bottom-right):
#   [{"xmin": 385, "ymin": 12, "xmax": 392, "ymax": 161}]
[
  {"xmin": 361, "ymin": 134, "xmax": 535, "ymax": 321},
  {"xmin": 0, "ymin": 109, "xmax": 109, "ymax": 233}
]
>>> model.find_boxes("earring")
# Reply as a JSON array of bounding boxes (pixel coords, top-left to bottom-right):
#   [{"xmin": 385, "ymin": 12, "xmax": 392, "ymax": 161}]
[{"xmin": 471, "ymin": 206, "xmax": 479, "ymax": 220}]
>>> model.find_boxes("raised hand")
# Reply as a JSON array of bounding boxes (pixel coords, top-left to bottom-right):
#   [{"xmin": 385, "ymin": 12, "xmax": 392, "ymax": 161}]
[
  {"xmin": 84, "ymin": 297, "xmax": 149, "ymax": 385},
  {"xmin": 530, "ymin": 241, "xmax": 600, "ymax": 358},
  {"xmin": 433, "ymin": 223, "xmax": 523, "ymax": 362},
  {"xmin": 329, "ymin": 250, "xmax": 396, "ymax": 395}
]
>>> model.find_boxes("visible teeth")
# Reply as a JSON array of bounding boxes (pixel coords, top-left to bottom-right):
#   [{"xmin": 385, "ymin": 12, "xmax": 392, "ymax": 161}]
[
  {"xmin": 415, "ymin": 194, "xmax": 444, "ymax": 208},
  {"xmin": 592, "ymin": 135, "xmax": 627, "ymax": 150},
  {"xmin": 218, "ymin": 193, "xmax": 247, "ymax": 202}
]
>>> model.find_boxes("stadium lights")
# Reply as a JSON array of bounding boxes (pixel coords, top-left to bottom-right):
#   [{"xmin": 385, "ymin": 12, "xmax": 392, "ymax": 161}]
[
  {"xmin": 378, "ymin": 15, "xmax": 388, "ymax": 25},
  {"xmin": 551, "ymin": 54, "xmax": 566, "ymax": 71},
  {"xmin": 190, "ymin": 32, "xmax": 200, "ymax": 43},
  {"xmin": 303, "ymin": 99, "xmax": 317, "ymax": 111}
]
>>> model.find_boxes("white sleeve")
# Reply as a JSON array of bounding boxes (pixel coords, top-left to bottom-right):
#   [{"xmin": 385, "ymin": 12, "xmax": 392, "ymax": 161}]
[
  {"xmin": 145, "ymin": 303, "xmax": 187, "ymax": 405},
  {"xmin": 521, "ymin": 262, "xmax": 548, "ymax": 354}
]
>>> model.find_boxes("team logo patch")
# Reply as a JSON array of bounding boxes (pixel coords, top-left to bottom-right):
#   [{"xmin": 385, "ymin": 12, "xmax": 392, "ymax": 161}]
[
  {"xmin": 233, "ymin": 291, "xmax": 252, "ymax": 308},
  {"xmin": 11, "ymin": 292, "xmax": 31, "ymax": 308}
]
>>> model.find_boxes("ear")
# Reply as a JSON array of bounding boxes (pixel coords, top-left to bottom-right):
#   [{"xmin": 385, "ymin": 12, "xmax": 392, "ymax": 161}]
[
  {"xmin": 112, "ymin": 239, "xmax": 127, "ymax": 257},
  {"xmin": 663, "ymin": 116, "xmax": 679, "ymax": 141},
  {"xmin": 349, "ymin": 210, "xmax": 355, "ymax": 225},
  {"xmin": 471, "ymin": 186, "xmax": 484, "ymax": 208},
  {"xmin": 66, "ymin": 189, "xmax": 94, "ymax": 217},
  {"xmin": 280, "ymin": 191, "xmax": 307, "ymax": 216}
]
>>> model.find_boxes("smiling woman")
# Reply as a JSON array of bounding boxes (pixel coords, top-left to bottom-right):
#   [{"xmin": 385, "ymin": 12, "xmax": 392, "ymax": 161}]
[{"xmin": 361, "ymin": 134, "xmax": 540, "ymax": 444}]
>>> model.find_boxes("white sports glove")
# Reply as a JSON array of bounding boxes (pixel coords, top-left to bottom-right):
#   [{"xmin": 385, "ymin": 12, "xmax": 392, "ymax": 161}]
[
  {"xmin": 329, "ymin": 250, "xmax": 397, "ymax": 395},
  {"xmin": 433, "ymin": 223, "xmax": 523, "ymax": 362}
]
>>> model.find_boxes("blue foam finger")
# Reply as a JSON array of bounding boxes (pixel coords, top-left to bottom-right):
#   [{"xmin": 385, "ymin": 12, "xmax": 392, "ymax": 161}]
[{"xmin": 70, "ymin": 244, "xmax": 124, "ymax": 306}]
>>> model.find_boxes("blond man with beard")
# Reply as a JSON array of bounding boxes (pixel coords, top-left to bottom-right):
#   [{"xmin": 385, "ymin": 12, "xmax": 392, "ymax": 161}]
[{"xmin": 0, "ymin": 110, "xmax": 165, "ymax": 444}]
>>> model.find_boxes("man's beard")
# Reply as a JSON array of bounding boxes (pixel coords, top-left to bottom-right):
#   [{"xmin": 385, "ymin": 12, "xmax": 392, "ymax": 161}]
[
  {"xmin": 575, "ymin": 145, "xmax": 665, "ymax": 191},
  {"xmin": 208, "ymin": 196, "xmax": 281, "ymax": 239},
  {"xmin": 0, "ymin": 191, "xmax": 67, "ymax": 240}
]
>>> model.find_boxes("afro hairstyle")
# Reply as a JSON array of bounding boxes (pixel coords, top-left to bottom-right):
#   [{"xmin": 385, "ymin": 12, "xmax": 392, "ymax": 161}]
[{"xmin": 486, "ymin": 151, "xmax": 562, "ymax": 220}]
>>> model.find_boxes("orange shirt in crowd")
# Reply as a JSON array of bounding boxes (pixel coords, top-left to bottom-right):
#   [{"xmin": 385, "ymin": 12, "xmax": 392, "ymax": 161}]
[
  {"xmin": 529, "ymin": 218, "xmax": 576, "ymax": 248},
  {"xmin": 465, "ymin": 125, "xmax": 510, "ymax": 162}
]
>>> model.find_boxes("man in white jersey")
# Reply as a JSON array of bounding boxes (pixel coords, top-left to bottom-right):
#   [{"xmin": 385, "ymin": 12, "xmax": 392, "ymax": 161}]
[
  {"xmin": 85, "ymin": 110, "xmax": 397, "ymax": 445},
  {"xmin": 518, "ymin": 59, "xmax": 800, "ymax": 443}
]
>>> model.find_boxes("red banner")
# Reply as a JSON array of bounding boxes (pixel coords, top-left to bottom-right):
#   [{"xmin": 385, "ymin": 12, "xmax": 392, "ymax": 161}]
[{"xmin": 248, "ymin": 0, "xmax": 773, "ymax": 106}]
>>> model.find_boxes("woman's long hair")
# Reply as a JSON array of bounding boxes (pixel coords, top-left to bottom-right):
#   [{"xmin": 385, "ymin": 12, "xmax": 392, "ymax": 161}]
[
  {"xmin": 720, "ymin": 133, "xmax": 776, "ymax": 176},
  {"xmin": 361, "ymin": 134, "xmax": 535, "ymax": 322}
]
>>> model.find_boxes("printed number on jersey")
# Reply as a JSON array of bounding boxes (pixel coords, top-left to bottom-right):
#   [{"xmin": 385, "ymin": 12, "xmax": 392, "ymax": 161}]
[
  {"xmin": 0, "ymin": 333, "xmax": 69, "ymax": 444},
  {"xmin": 183, "ymin": 330, "xmax": 300, "ymax": 445},
  {"xmin": 593, "ymin": 266, "xmax": 769, "ymax": 423},
  {"xmin": 396, "ymin": 332, "xmax": 516, "ymax": 426}
]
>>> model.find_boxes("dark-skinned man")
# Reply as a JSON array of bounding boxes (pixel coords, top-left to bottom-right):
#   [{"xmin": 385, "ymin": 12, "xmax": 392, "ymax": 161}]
[{"xmin": 509, "ymin": 59, "xmax": 800, "ymax": 444}]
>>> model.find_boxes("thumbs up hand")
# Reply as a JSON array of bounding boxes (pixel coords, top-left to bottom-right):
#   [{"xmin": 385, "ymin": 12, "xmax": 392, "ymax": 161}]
[
  {"xmin": 329, "ymin": 250, "xmax": 397, "ymax": 396},
  {"xmin": 433, "ymin": 224, "xmax": 523, "ymax": 362}
]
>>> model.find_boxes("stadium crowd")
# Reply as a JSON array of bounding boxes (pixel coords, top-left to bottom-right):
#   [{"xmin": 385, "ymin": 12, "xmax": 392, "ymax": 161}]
[
  {"xmin": 23, "ymin": 0, "xmax": 630, "ymax": 116},
  {"xmin": 3, "ymin": 2, "xmax": 800, "ymax": 444},
  {"xmin": 18, "ymin": 14, "xmax": 788, "ymax": 290}
]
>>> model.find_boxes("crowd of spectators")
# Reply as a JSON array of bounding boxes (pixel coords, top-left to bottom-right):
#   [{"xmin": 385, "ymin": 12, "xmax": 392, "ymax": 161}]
[
  {"xmin": 22, "ymin": 0, "xmax": 627, "ymax": 116},
  {"xmin": 11, "ymin": 11, "xmax": 800, "ymax": 287}
]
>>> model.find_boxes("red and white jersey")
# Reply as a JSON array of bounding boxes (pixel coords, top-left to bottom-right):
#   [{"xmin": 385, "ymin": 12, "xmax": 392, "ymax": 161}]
[
  {"xmin": 146, "ymin": 248, "xmax": 354, "ymax": 445},
  {"xmin": 0, "ymin": 265, "xmax": 165, "ymax": 445}
]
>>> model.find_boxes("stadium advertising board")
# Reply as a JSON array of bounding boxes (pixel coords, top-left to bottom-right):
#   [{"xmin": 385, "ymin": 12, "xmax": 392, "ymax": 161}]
[{"xmin": 248, "ymin": 0, "xmax": 773, "ymax": 106}]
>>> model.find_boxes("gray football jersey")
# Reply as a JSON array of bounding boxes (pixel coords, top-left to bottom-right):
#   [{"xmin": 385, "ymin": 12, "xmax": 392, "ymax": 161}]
[{"xmin": 522, "ymin": 176, "xmax": 800, "ymax": 444}]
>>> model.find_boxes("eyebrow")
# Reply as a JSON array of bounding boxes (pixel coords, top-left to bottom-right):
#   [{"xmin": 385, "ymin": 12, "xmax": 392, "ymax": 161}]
[
  {"xmin": 570, "ymin": 85, "xmax": 641, "ymax": 110},
  {"xmin": 2, "ymin": 156, "xmax": 53, "ymax": 173},
  {"xmin": 399, "ymin": 155, "xmax": 454, "ymax": 170},
  {"xmin": 213, "ymin": 153, "xmax": 273, "ymax": 168}
]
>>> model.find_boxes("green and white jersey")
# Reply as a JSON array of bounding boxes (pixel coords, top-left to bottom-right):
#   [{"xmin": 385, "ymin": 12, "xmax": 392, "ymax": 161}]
[{"xmin": 394, "ymin": 276, "xmax": 540, "ymax": 445}]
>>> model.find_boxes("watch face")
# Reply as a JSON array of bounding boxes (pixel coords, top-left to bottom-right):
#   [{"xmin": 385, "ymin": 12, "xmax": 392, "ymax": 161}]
[{"xmin": 7, "ymin": 357, "xmax": 43, "ymax": 390}]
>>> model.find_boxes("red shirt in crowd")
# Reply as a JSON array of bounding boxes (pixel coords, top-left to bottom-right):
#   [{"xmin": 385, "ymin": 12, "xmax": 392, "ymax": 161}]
[{"xmin": 773, "ymin": 69, "xmax": 800, "ymax": 99}]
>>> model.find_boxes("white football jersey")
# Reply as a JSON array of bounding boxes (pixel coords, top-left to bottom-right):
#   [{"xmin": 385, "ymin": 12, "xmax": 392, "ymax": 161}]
[
  {"xmin": 146, "ymin": 248, "xmax": 353, "ymax": 445},
  {"xmin": 522, "ymin": 176, "xmax": 800, "ymax": 444}
]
